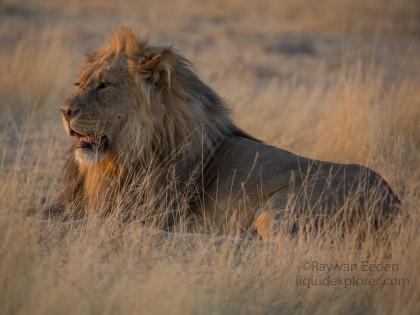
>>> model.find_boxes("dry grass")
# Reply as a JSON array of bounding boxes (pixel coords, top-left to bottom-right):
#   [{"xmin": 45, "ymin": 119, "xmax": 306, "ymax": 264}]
[{"xmin": 1, "ymin": 0, "xmax": 420, "ymax": 314}]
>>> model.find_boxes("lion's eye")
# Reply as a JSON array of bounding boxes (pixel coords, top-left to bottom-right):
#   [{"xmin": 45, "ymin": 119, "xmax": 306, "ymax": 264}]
[
  {"xmin": 74, "ymin": 82, "xmax": 80, "ymax": 87},
  {"xmin": 96, "ymin": 82, "xmax": 108, "ymax": 91}
]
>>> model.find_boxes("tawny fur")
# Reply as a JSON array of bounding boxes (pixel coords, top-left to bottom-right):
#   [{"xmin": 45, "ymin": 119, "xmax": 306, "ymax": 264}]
[{"xmin": 47, "ymin": 27, "xmax": 400, "ymax": 238}]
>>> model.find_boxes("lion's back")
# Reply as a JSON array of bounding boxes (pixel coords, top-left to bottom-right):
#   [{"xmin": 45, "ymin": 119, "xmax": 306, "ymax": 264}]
[{"xmin": 200, "ymin": 136, "xmax": 400, "ymax": 233}]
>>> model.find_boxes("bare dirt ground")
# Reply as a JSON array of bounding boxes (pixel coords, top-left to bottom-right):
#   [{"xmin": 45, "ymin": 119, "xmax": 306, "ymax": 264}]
[{"xmin": 0, "ymin": 0, "xmax": 419, "ymax": 314}]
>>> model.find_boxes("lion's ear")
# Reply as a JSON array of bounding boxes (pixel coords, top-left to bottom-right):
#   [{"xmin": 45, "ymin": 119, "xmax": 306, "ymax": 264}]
[{"xmin": 130, "ymin": 48, "xmax": 176, "ymax": 88}]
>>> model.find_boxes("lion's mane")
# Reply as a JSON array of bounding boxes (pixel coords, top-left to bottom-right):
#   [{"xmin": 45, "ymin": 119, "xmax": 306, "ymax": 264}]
[{"xmin": 58, "ymin": 28, "xmax": 251, "ymax": 224}]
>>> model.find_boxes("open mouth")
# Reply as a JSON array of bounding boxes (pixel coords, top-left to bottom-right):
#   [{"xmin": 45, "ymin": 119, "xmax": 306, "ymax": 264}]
[{"xmin": 70, "ymin": 129, "xmax": 109, "ymax": 153}]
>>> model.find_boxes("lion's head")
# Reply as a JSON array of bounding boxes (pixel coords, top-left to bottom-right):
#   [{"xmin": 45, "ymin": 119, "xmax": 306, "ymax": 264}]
[{"xmin": 60, "ymin": 27, "xmax": 234, "ymax": 168}]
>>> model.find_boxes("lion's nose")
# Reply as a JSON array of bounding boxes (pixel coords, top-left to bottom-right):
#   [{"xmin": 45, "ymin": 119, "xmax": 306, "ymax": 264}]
[{"xmin": 60, "ymin": 105, "xmax": 81, "ymax": 120}]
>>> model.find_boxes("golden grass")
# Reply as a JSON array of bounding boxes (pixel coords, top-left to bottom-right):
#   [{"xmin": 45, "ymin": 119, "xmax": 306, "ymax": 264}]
[{"xmin": 0, "ymin": 0, "xmax": 419, "ymax": 314}]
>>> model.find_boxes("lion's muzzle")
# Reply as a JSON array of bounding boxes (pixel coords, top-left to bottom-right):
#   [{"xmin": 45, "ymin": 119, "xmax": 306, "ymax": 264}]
[{"xmin": 60, "ymin": 101, "xmax": 109, "ymax": 164}]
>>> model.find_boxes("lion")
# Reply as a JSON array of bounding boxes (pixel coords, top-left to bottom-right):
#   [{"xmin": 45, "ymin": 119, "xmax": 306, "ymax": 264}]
[{"xmin": 45, "ymin": 27, "xmax": 400, "ymax": 239}]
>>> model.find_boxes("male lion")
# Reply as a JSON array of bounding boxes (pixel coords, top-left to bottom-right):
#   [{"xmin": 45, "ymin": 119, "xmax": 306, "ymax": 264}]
[{"xmin": 47, "ymin": 27, "xmax": 400, "ymax": 238}]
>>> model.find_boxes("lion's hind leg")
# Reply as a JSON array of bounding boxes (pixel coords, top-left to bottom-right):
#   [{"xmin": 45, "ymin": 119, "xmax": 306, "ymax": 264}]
[{"xmin": 253, "ymin": 193, "xmax": 298, "ymax": 240}]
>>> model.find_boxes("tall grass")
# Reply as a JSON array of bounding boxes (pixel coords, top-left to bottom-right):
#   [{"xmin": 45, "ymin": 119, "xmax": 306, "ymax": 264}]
[{"xmin": 0, "ymin": 1, "xmax": 419, "ymax": 314}]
